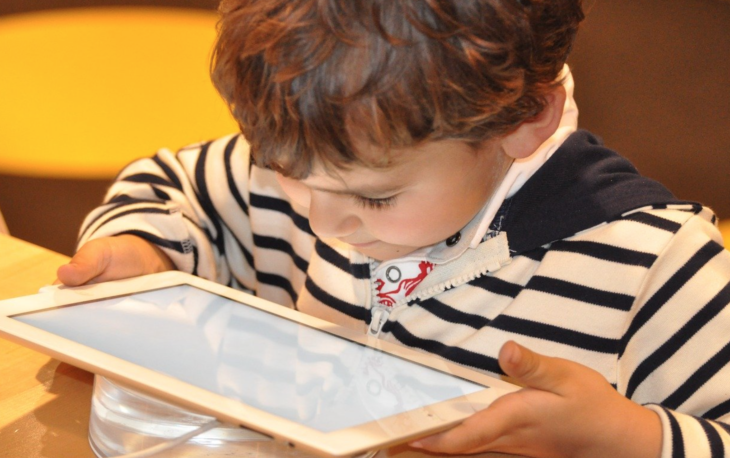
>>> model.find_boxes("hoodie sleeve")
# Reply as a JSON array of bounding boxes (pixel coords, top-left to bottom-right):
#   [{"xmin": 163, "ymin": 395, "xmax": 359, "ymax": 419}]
[
  {"xmin": 618, "ymin": 209, "xmax": 730, "ymax": 458},
  {"xmin": 76, "ymin": 134, "xmax": 257, "ymax": 289}
]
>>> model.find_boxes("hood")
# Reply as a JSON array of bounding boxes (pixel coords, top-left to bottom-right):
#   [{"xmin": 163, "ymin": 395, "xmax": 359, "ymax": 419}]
[{"xmin": 493, "ymin": 130, "xmax": 685, "ymax": 255}]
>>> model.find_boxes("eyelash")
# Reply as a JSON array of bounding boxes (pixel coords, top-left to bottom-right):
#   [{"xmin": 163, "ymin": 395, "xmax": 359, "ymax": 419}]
[{"xmin": 353, "ymin": 195, "xmax": 397, "ymax": 210}]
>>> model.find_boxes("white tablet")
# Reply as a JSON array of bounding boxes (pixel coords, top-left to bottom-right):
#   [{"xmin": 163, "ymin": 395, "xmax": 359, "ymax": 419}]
[{"xmin": 0, "ymin": 271, "xmax": 519, "ymax": 457}]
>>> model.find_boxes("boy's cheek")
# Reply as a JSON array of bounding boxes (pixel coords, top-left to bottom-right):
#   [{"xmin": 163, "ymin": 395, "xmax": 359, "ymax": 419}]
[
  {"xmin": 275, "ymin": 174, "xmax": 311, "ymax": 209},
  {"xmin": 367, "ymin": 219, "xmax": 442, "ymax": 249}
]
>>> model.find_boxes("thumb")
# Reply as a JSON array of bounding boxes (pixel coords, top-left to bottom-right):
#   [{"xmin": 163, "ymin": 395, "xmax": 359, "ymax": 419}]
[
  {"xmin": 56, "ymin": 241, "xmax": 110, "ymax": 286},
  {"xmin": 498, "ymin": 340, "xmax": 573, "ymax": 394}
]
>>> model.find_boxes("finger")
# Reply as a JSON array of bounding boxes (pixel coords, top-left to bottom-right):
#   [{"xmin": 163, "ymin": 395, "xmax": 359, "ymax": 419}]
[
  {"xmin": 410, "ymin": 407, "xmax": 512, "ymax": 454},
  {"xmin": 498, "ymin": 340, "xmax": 575, "ymax": 394},
  {"xmin": 56, "ymin": 240, "xmax": 110, "ymax": 286}
]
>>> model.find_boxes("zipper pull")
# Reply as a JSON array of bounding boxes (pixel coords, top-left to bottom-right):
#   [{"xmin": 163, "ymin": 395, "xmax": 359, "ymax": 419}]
[{"xmin": 368, "ymin": 306, "xmax": 390, "ymax": 338}]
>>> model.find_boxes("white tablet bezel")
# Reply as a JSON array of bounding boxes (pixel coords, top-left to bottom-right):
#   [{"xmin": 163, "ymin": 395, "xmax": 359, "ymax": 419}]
[{"xmin": 0, "ymin": 271, "xmax": 519, "ymax": 457}]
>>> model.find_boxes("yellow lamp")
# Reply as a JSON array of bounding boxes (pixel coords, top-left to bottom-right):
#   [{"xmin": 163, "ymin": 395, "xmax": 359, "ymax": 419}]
[{"xmin": 0, "ymin": 7, "xmax": 238, "ymax": 179}]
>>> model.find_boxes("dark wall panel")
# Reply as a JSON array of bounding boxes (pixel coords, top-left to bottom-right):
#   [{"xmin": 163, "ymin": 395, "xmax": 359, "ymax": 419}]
[
  {"xmin": 0, "ymin": 175, "xmax": 111, "ymax": 256},
  {"xmin": 569, "ymin": 0, "xmax": 730, "ymax": 217}
]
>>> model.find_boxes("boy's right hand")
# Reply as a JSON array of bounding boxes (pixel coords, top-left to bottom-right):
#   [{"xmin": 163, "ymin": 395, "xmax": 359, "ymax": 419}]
[{"xmin": 56, "ymin": 235, "xmax": 175, "ymax": 286}]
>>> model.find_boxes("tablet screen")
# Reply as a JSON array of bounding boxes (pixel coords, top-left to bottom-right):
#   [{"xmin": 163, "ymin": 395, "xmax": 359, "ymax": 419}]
[{"xmin": 12, "ymin": 285, "xmax": 484, "ymax": 433}]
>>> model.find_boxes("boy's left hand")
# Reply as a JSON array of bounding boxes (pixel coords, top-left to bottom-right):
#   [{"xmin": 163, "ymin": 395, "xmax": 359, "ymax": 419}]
[{"xmin": 410, "ymin": 341, "xmax": 662, "ymax": 458}]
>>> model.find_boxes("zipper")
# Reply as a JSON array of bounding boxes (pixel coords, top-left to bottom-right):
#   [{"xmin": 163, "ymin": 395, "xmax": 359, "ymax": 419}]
[{"xmin": 367, "ymin": 305, "xmax": 391, "ymax": 338}]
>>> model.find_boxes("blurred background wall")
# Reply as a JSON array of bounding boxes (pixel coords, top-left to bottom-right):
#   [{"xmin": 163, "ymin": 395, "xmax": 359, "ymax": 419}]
[
  {"xmin": 568, "ymin": 0, "xmax": 730, "ymax": 220},
  {"xmin": 0, "ymin": 0, "xmax": 728, "ymax": 256},
  {"xmin": 0, "ymin": 0, "xmax": 232, "ymax": 255}
]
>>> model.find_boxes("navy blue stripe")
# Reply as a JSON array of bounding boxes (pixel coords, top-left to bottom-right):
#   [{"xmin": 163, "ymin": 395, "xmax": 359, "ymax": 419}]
[
  {"xmin": 717, "ymin": 421, "xmax": 730, "ymax": 436},
  {"xmin": 665, "ymin": 408, "xmax": 685, "ymax": 458},
  {"xmin": 152, "ymin": 155, "xmax": 183, "ymax": 190},
  {"xmin": 705, "ymin": 398, "xmax": 730, "ymax": 420},
  {"xmin": 79, "ymin": 196, "xmax": 167, "ymax": 241},
  {"xmin": 151, "ymin": 186, "xmax": 170, "ymax": 201},
  {"xmin": 414, "ymin": 297, "xmax": 490, "ymax": 330},
  {"xmin": 518, "ymin": 247, "xmax": 548, "ymax": 262},
  {"xmin": 490, "ymin": 315, "xmax": 619, "ymax": 353},
  {"xmin": 257, "ymin": 271, "xmax": 297, "ymax": 303},
  {"xmin": 107, "ymin": 195, "xmax": 162, "ymax": 206},
  {"xmin": 469, "ymin": 275, "xmax": 522, "ymax": 298},
  {"xmin": 664, "ymin": 337, "xmax": 730, "ymax": 410},
  {"xmin": 193, "ymin": 142, "xmax": 226, "ymax": 255},
  {"xmin": 254, "ymin": 235, "xmax": 309, "ymax": 273},
  {"xmin": 620, "ymin": 241, "xmax": 726, "ymax": 358},
  {"xmin": 84, "ymin": 206, "xmax": 171, "ymax": 240},
  {"xmin": 699, "ymin": 420, "xmax": 724, "ymax": 458},
  {"xmin": 117, "ymin": 229, "xmax": 187, "ymax": 254},
  {"xmin": 315, "ymin": 240, "xmax": 370, "ymax": 279},
  {"xmin": 189, "ymin": 142, "xmax": 254, "ymax": 271},
  {"xmin": 384, "ymin": 321, "xmax": 503, "ymax": 375},
  {"xmin": 550, "ymin": 240, "xmax": 657, "ymax": 268},
  {"xmin": 661, "ymin": 285, "xmax": 730, "ymax": 408},
  {"xmin": 203, "ymin": 138, "xmax": 256, "ymax": 272},
  {"xmin": 674, "ymin": 203, "xmax": 702, "ymax": 213},
  {"xmin": 291, "ymin": 212, "xmax": 314, "ymax": 237},
  {"xmin": 223, "ymin": 136, "xmax": 250, "ymax": 217},
  {"xmin": 304, "ymin": 277, "xmax": 369, "ymax": 322},
  {"xmin": 527, "ymin": 276, "xmax": 634, "ymax": 311},
  {"xmin": 79, "ymin": 195, "xmax": 169, "ymax": 241},
  {"xmin": 627, "ymin": 280, "xmax": 730, "ymax": 399},
  {"xmin": 250, "ymin": 192, "xmax": 315, "ymax": 236},
  {"xmin": 240, "ymin": 243, "xmax": 255, "ymax": 272},
  {"xmin": 122, "ymin": 173, "xmax": 176, "ymax": 189},
  {"xmin": 623, "ymin": 212, "xmax": 682, "ymax": 233},
  {"xmin": 191, "ymin": 244, "xmax": 199, "ymax": 277}
]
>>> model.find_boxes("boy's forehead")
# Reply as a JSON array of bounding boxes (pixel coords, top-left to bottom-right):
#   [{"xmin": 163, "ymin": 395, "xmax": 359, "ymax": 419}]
[
  {"xmin": 347, "ymin": 136, "xmax": 475, "ymax": 169},
  {"xmin": 311, "ymin": 142, "xmax": 418, "ymax": 181},
  {"xmin": 307, "ymin": 137, "xmax": 487, "ymax": 184},
  {"xmin": 302, "ymin": 170, "xmax": 405, "ymax": 195},
  {"xmin": 349, "ymin": 142, "xmax": 399, "ymax": 169}
]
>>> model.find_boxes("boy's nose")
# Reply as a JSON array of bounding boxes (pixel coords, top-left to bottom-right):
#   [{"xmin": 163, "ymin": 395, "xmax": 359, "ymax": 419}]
[{"xmin": 308, "ymin": 192, "xmax": 361, "ymax": 239}]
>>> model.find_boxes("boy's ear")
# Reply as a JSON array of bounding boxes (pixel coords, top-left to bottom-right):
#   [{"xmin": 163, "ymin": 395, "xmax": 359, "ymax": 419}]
[{"xmin": 500, "ymin": 86, "xmax": 567, "ymax": 159}]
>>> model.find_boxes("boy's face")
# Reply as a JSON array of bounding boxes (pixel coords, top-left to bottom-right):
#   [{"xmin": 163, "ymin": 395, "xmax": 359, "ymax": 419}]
[{"xmin": 276, "ymin": 139, "xmax": 512, "ymax": 261}]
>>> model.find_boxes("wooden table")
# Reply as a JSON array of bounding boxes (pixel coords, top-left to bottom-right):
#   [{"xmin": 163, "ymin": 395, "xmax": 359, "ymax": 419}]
[
  {"xmin": 0, "ymin": 234, "xmax": 521, "ymax": 458},
  {"xmin": 0, "ymin": 234, "xmax": 96, "ymax": 458}
]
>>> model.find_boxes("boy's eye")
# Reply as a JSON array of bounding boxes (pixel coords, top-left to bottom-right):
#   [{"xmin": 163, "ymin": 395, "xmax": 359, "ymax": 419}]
[{"xmin": 353, "ymin": 195, "xmax": 397, "ymax": 210}]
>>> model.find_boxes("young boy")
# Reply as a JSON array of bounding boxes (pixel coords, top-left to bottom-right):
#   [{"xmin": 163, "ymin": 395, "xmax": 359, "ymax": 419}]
[{"xmin": 58, "ymin": 0, "xmax": 730, "ymax": 456}]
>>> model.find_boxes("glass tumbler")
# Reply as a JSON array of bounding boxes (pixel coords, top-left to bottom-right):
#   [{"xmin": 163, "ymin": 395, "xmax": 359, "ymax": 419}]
[{"xmin": 87, "ymin": 375, "xmax": 318, "ymax": 458}]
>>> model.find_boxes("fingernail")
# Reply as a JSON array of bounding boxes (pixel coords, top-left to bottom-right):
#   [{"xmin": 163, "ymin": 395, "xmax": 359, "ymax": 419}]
[
  {"xmin": 508, "ymin": 342, "xmax": 522, "ymax": 365},
  {"xmin": 409, "ymin": 441, "xmax": 423, "ymax": 449}
]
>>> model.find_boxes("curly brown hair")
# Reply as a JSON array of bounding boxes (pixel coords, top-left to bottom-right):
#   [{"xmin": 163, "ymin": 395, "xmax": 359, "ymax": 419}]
[{"xmin": 212, "ymin": 0, "xmax": 584, "ymax": 178}]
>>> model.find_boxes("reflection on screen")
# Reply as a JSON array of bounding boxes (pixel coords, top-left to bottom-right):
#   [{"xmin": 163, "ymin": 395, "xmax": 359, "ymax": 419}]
[{"xmin": 14, "ymin": 285, "xmax": 483, "ymax": 432}]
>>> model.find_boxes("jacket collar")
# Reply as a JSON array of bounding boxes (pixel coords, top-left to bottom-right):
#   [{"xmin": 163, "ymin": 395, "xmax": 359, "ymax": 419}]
[{"xmin": 491, "ymin": 130, "xmax": 682, "ymax": 255}]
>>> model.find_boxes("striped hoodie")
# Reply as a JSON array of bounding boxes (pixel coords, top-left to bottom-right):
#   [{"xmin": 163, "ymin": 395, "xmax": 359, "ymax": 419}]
[{"xmin": 78, "ymin": 130, "xmax": 730, "ymax": 457}]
